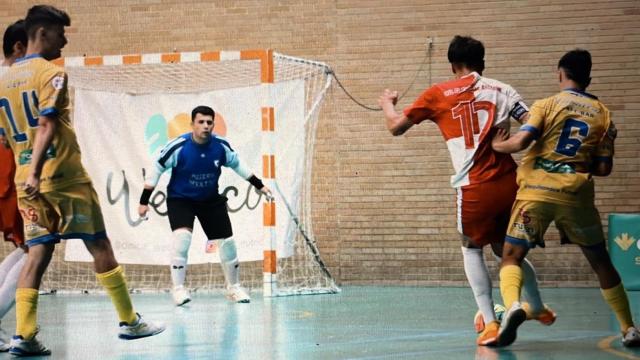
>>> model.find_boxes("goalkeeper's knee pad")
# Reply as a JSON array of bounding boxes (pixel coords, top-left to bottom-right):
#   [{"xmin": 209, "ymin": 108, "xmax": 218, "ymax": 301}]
[
  {"xmin": 171, "ymin": 229, "xmax": 192, "ymax": 287},
  {"xmin": 218, "ymin": 238, "xmax": 239, "ymax": 286}
]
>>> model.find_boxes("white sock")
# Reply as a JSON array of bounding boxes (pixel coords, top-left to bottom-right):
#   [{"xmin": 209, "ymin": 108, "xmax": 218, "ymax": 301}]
[
  {"xmin": 461, "ymin": 247, "xmax": 496, "ymax": 324},
  {"xmin": 0, "ymin": 248, "xmax": 25, "ymax": 288},
  {"xmin": 521, "ymin": 258, "xmax": 544, "ymax": 314},
  {"xmin": 219, "ymin": 238, "xmax": 240, "ymax": 287},
  {"xmin": 0, "ymin": 251, "xmax": 26, "ymax": 319},
  {"xmin": 171, "ymin": 229, "xmax": 192, "ymax": 288}
]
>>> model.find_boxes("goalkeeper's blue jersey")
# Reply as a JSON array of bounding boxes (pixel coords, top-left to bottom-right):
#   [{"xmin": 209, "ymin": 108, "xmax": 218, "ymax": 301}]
[{"xmin": 146, "ymin": 132, "xmax": 246, "ymax": 201}]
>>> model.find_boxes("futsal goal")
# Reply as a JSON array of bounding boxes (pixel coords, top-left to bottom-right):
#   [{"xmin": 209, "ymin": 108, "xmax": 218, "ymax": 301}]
[{"xmin": 28, "ymin": 50, "xmax": 339, "ymax": 297}]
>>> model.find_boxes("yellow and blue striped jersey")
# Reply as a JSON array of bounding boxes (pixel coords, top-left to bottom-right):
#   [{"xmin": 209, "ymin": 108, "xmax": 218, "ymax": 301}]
[
  {"xmin": 516, "ymin": 89, "xmax": 612, "ymax": 206},
  {"xmin": 0, "ymin": 54, "xmax": 89, "ymax": 196}
]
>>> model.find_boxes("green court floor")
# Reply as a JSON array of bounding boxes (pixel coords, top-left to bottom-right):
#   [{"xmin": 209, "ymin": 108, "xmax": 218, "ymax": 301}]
[{"xmin": 0, "ymin": 286, "xmax": 638, "ymax": 359}]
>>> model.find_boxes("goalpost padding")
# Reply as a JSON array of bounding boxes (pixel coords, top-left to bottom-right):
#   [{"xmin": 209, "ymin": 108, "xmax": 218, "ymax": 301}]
[{"xmin": 31, "ymin": 50, "xmax": 339, "ymax": 296}]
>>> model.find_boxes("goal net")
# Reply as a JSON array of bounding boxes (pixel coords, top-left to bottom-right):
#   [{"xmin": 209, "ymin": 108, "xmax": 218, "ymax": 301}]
[{"xmin": 14, "ymin": 50, "xmax": 339, "ymax": 296}]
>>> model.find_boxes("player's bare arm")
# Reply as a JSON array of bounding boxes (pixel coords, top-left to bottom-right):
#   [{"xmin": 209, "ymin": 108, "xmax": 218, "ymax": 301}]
[
  {"xmin": 379, "ymin": 89, "xmax": 413, "ymax": 136},
  {"xmin": 591, "ymin": 124, "xmax": 616, "ymax": 177},
  {"xmin": 25, "ymin": 114, "xmax": 58, "ymax": 198},
  {"xmin": 491, "ymin": 128, "xmax": 534, "ymax": 154}
]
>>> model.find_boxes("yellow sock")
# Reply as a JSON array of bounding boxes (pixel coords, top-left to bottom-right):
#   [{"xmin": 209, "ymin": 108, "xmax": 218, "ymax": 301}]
[
  {"xmin": 96, "ymin": 266, "xmax": 137, "ymax": 324},
  {"xmin": 601, "ymin": 283, "xmax": 634, "ymax": 332},
  {"xmin": 15, "ymin": 288, "xmax": 39, "ymax": 340},
  {"xmin": 500, "ymin": 265, "xmax": 523, "ymax": 309}
]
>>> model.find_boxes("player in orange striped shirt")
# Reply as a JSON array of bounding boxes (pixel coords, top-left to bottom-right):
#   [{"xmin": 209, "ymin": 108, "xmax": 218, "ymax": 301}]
[{"xmin": 380, "ymin": 36, "xmax": 552, "ymax": 346}]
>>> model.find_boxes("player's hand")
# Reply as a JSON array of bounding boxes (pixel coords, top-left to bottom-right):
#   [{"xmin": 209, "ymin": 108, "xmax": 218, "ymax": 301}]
[
  {"xmin": 260, "ymin": 186, "xmax": 274, "ymax": 202},
  {"xmin": 138, "ymin": 204, "xmax": 149, "ymax": 220},
  {"xmin": 23, "ymin": 174, "xmax": 40, "ymax": 200},
  {"xmin": 492, "ymin": 128, "xmax": 510, "ymax": 147},
  {"xmin": 378, "ymin": 89, "xmax": 399, "ymax": 107}
]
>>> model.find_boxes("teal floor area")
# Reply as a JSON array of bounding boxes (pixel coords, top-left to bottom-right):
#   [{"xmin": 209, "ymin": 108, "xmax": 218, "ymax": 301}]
[{"xmin": 0, "ymin": 286, "xmax": 638, "ymax": 359}]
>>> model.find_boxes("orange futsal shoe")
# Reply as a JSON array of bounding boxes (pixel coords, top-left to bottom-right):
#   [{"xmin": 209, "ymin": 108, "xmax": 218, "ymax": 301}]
[
  {"xmin": 477, "ymin": 320, "xmax": 500, "ymax": 346},
  {"xmin": 523, "ymin": 303, "xmax": 557, "ymax": 326}
]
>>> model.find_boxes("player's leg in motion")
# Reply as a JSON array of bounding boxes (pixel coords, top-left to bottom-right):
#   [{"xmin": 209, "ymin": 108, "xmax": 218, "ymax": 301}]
[
  {"xmin": 0, "ymin": 247, "xmax": 27, "ymax": 351},
  {"xmin": 85, "ymin": 237, "xmax": 165, "ymax": 339},
  {"xmin": 11, "ymin": 242, "xmax": 55, "ymax": 356},
  {"xmin": 496, "ymin": 242, "xmax": 528, "ymax": 347},
  {"xmin": 462, "ymin": 245, "xmax": 497, "ymax": 332},
  {"xmin": 492, "ymin": 249, "xmax": 555, "ymax": 326},
  {"xmin": 581, "ymin": 242, "xmax": 640, "ymax": 347},
  {"xmin": 170, "ymin": 228, "xmax": 193, "ymax": 306},
  {"xmin": 218, "ymin": 237, "xmax": 249, "ymax": 303}
]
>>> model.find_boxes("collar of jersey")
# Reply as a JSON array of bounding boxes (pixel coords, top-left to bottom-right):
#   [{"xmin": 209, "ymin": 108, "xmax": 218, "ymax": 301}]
[
  {"xmin": 14, "ymin": 54, "xmax": 43, "ymax": 64},
  {"xmin": 563, "ymin": 87, "xmax": 598, "ymax": 100},
  {"xmin": 190, "ymin": 134, "xmax": 212, "ymax": 146}
]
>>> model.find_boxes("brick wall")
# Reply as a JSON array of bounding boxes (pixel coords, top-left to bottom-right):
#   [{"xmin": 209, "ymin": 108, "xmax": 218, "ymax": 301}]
[{"xmin": 2, "ymin": 0, "xmax": 638, "ymax": 287}]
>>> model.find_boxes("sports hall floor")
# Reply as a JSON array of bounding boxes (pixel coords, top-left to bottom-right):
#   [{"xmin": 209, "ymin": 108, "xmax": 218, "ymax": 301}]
[{"xmin": 0, "ymin": 286, "xmax": 637, "ymax": 359}]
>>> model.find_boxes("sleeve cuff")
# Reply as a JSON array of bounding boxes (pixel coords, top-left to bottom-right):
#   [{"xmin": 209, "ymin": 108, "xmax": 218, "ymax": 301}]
[
  {"xmin": 593, "ymin": 156, "xmax": 613, "ymax": 164},
  {"xmin": 519, "ymin": 125, "xmax": 540, "ymax": 140},
  {"xmin": 39, "ymin": 107, "xmax": 59, "ymax": 117}
]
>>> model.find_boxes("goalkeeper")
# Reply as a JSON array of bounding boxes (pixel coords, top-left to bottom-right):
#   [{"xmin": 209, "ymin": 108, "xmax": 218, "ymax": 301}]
[{"xmin": 138, "ymin": 105, "xmax": 272, "ymax": 306}]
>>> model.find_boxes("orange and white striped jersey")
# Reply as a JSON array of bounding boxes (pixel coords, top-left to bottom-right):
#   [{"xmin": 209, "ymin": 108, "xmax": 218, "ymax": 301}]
[
  {"xmin": 516, "ymin": 89, "xmax": 612, "ymax": 206},
  {"xmin": 404, "ymin": 72, "xmax": 527, "ymax": 188}
]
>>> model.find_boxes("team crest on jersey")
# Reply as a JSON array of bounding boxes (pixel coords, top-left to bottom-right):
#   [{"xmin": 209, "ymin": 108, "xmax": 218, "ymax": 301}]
[
  {"xmin": 214, "ymin": 160, "xmax": 220, "ymax": 167},
  {"xmin": 52, "ymin": 75, "xmax": 65, "ymax": 90}
]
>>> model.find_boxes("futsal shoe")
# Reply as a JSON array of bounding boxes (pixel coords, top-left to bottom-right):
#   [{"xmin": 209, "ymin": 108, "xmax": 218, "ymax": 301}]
[
  {"xmin": 496, "ymin": 302, "xmax": 527, "ymax": 347},
  {"xmin": 171, "ymin": 285, "xmax": 191, "ymax": 306},
  {"xmin": 118, "ymin": 313, "xmax": 166, "ymax": 340},
  {"xmin": 622, "ymin": 327, "xmax": 640, "ymax": 347},
  {"xmin": 8, "ymin": 334, "xmax": 51, "ymax": 357},
  {"xmin": 225, "ymin": 284, "xmax": 250, "ymax": 303},
  {"xmin": 474, "ymin": 304, "xmax": 507, "ymax": 333},
  {"xmin": 522, "ymin": 303, "xmax": 556, "ymax": 326},
  {"xmin": 0, "ymin": 325, "xmax": 10, "ymax": 351},
  {"xmin": 476, "ymin": 320, "xmax": 500, "ymax": 346}
]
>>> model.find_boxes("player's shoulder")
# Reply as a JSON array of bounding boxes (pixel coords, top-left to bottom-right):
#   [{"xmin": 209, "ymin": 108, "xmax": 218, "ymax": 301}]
[
  {"xmin": 531, "ymin": 93, "xmax": 559, "ymax": 109},
  {"xmin": 434, "ymin": 73, "xmax": 478, "ymax": 94},
  {"xmin": 477, "ymin": 76, "xmax": 519, "ymax": 96},
  {"xmin": 164, "ymin": 134, "xmax": 189, "ymax": 150},
  {"xmin": 211, "ymin": 134, "xmax": 233, "ymax": 149}
]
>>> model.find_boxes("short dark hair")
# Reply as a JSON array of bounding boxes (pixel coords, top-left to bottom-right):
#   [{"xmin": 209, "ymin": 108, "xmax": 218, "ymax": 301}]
[
  {"xmin": 558, "ymin": 49, "xmax": 592, "ymax": 89},
  {"xmin": 191, "ymin": 105, "xmax": 215, "ymax": 121},
  {"xmin": 448, "ymin": 35, "xmax": 485, "ymax": 74},
  {"xmin": 25, "ymin": 5, "xmax": 71, "ymax": 39},
  {"xmin": 3, "ymin": 19, "xmax": 27, "ymax": 57}
]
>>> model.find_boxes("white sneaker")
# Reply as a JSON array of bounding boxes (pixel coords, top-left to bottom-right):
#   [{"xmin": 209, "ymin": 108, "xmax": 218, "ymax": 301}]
[
  {"xmin": 497, "ymin": 302, "xmax": 527, "ymax": 347},
  {"xmin": 623, "ymin": 327, "xmax": 640, "ymax": 347},
  {"xmin": 171, "ymin": 286, "xmax": 191, "ymax": 306},
  {"xmin": 0, "ymin": 326, "xmax": 10, "ymax": 352},
  {"xmin": 225, "ymin": 284, "xmax": 250, "ymax": 303},
  {"xmin": 118, "ymin": 313, "xmax": 166, "ymax": 340},
  {"xmin": 8, "ymin": 334, "xmax": 51, "ymax": 356}
]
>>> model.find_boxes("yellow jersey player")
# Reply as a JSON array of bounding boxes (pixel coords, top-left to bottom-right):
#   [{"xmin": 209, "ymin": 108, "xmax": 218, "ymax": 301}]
[
  {"xmin": 490, "ymin": 49, "xmax": 640, "ymax": 348},
  {"xmin": 0, "ymin": 5, "xmax": 165, "ymax": 356}
]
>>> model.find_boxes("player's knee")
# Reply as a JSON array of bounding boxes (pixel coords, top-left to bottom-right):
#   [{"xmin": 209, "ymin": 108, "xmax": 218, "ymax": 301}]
[
  {"xmin": 172, "ymin": 229, "xmax": 192, "ymax": 258},
  {"xmin": 218, "ymin": 238, "xmax": 238, "ymax": 263}
]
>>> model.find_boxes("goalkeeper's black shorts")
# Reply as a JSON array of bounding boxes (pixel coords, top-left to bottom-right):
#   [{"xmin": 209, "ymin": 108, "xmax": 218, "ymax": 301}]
[{"xmin": 167, "ymin": 196, "xmax": 233, "ymax": 239}]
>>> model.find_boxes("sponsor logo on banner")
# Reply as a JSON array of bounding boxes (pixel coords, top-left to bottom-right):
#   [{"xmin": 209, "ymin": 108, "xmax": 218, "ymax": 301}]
[{"xmin": 614, "ymin": 233, "xmax": 636, "ymax": 251}]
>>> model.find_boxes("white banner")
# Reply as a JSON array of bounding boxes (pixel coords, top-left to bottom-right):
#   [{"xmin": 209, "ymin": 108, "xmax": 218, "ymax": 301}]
[{"xmin": 65, "ymin": 81, "xmax": 305, "ymax": 265}]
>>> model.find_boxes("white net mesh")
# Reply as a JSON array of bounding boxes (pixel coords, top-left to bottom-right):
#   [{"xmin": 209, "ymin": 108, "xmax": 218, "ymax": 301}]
[{"xmin": 6, "ymin": 52, "xmax": 339, "ymax": 296}]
